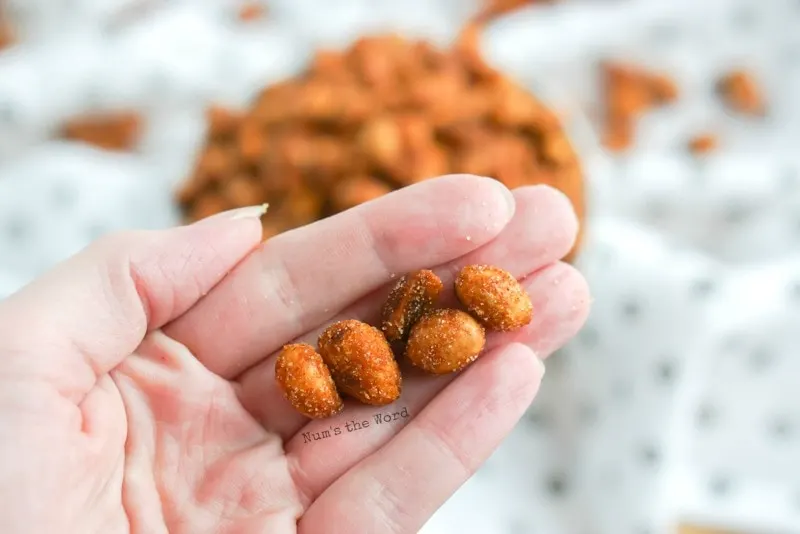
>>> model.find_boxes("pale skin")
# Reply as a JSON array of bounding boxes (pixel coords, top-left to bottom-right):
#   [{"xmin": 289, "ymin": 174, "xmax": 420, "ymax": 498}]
[{"xmin": 0, "ymin": 175, "xmax": 590, "ymax": 534}]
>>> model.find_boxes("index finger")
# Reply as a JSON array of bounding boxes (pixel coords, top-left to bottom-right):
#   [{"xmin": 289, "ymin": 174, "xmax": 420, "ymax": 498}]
[{"xmin": 165, "ymin": 175, "xmax": 515, "ymax": 379}]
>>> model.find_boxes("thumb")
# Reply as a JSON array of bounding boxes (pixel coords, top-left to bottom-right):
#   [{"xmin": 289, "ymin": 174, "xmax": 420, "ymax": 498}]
[{"xmin": 0, "ymin": 204, "xmax": 266, "ymax": 403}]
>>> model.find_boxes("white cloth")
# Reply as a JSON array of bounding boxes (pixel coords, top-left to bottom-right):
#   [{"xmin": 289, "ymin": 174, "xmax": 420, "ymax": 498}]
[{"xmin": 1, "ymin": 1, "xmax": 799, "ymax": 532}]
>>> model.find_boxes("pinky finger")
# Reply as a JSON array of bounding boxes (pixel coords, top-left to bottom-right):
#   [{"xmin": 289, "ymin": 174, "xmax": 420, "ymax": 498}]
[{"xmin": 298, "ymin": 342, "xmax": 544, "ymax": 534}]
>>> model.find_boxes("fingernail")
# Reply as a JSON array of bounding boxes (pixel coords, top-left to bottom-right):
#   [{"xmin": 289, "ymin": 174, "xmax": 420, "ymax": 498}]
[
  {"xmin": 489, "ymin": 179, "xmax": 515, "ymax": 216},
  {"xmin": 227, "ymin": 203, "xmax": 269, "ymax": 220},
  {"xmin": 507, "ymin": 342, "xmax": 545, "ymax": 377}
]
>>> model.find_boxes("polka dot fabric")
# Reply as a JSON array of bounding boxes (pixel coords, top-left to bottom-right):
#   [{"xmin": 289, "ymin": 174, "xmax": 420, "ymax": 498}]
[{"xmin": 1, "ymin": 1, "xmax": 800, "ymax": 534}]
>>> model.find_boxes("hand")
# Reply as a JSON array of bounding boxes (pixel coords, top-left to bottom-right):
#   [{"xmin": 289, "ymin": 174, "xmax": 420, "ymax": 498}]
[{"xmin": 0, "ymin": 175, "xmax": 590, "ymax": 534}]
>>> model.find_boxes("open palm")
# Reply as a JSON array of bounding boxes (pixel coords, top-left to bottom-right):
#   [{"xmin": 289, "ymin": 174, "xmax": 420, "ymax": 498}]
[{"xmin": 0, "ymin": 175, "xmax": 589, "ymax": 534}]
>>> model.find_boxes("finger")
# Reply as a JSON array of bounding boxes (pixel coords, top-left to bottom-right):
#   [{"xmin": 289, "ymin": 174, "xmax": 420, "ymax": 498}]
[
  {"xmin": 283, "ymin": 261, "xmax": 589, "ymax": 504},
  {"xmin": 165, "ymin": 175, "xmax": 516, "ymax": 379},
  {"xmin": 435, "ymin": 184, "xmax": 578, "ymax": 287},
  {"xmin": 485, "ymin": 261, "xmax": 591, "ymax": 358},
  {"xmin": 297, "ymin": 342, "xmax": 543, "ymax": 534},
  {"xmin": 236, "ymin": 185, "xmax": 578, "ymax": 437},
  {"xmin": 0, "ymin": 206, "xmax": 265, "ymax": 403}
]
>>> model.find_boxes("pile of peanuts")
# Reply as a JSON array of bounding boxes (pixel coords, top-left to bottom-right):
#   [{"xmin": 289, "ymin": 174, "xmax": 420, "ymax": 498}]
[
  {"xmin": 176, "ymin": 27, "xmax": 584, "ymax": 262},
  {"xmin": 275, "ymin": 264, "xmax": 533, "ymax": 419}
]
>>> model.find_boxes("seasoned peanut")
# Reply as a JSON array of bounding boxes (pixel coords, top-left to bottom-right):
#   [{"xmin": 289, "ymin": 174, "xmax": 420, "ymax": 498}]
[
  {"xmin": 455, "ymin": 265, "xmax": 533, "ymax": 331},
  {"xmin": 318, "ymin": 320, "xmax": 401, "ymax": 405},
  {"xmin": 206, "ymin": 105, "xmax": 244, "ymax": 140},
  {"xmin": 688, "ymin": 134, "xmax": 718, "ymax": 155},
  {"xmin": 381, "ymin": 270, "xmax": 443, "ymax": 342},
  {"xmin": 238, "ymin": 2, "xmax": 266, "ymax": 22},
  {"xmin": 717, "ymin": 70, "xmax": 766, "ymax": 117},
  {"xmin": 406, "ymin": 309, "xmax": 486, "ymax": 374},
  {"xmin": 275, "ymin": 343, "xmax": 344, "ymax": 419},
  {"xmin": 600, "ymin": 61, "xmax": 679, "ymax": 153},
  {"xmin": 60, "ymin": 112, "xmax": 143, "ymax": 152}
]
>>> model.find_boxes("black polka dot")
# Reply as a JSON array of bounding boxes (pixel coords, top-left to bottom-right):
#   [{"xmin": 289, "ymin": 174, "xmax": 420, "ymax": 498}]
[
  {"xmin": 610, "ymin": 379, "xmax": 633, "ymax": 402},
  {"xmin": 621, "ymin": 299, "xmax": 643, "ymax": 320},
  {"xmin": 692, "ymin": 156, "xmax": 710, "ymax": 178},
  {"xmin": 217, "ymin": 51, "xmax": 240, "ymax": 79},
  {"xmin": 4, "ymin": 217, "xmax": 29, "ymax": 242},
  {"xmin": 748, "ymin": 346, "xmax": 774, "ymax": 372},
  {"xmin": 544, "ymin": 472, "xmax": 569, "ymax": 497},
  {"xmin": 789, "ymin": 281, "xmax": 800, "ymax": 302},
  {"xmin": 50, "ymin": 183, "xmax": 78, "ymax": 210},
  {"xmin": 768, "ymin": 417, "xmax": 794, "ymax": 440},
  {"xmin": 578, "ymin": 325, "xmax": 599, "ymax": 349},
  {"xmin": 696, "ymin": 402, "xmax": 718, "ymax": 428},
  {"xmin": 730, "ymin": 5, "xmax": 758, "ymax": 31},
  {"xmin": 0, "ymin": 102, "xmax": 14, "ymax": 124},
  {"xmin": 476, "ymin": 461, "xmax": 491, "ymax": 479},
  {"xmin": 721, "ymin": 333, "xmax": 745, "ymax": 353},
  {"xmin": 85, "ymin": 223, "xmax": 109, "ymax": 241},
  {"xmin": 85, "ymin": 79, "xmax": 109, "ymax": 108},
  {"xmin": 709, "ymin": 474, "xmax": 733, "ymax": 497},
  {"xmin": 148, "ymin": 71, "xmax": 172, "ymax": 97},
  {"xmin": 507, "ymin": 518, "xmax": 532, "ymax": 534},
  {"xmin": 655, "ymin": 359, "xmax": 678, "ymax": 385},
  {"xmin": 639, "ymin": 444, "xmax": 660, "ymax": 467},
  {"xmin": 547, "ymin": 347, "xmax": 568, "ymax": 372},
  {"xmin": 690, "ymin": 277, "xmax": 715, "ymax": 299},
  {"xmin": 615, "ymin": 156, "xmax": 631, "ymax": 178},
  {"xmin": 722, "ymin": 202, "xmax": 751, "ymax": 225},
  {"xmin": 647, "ymin": 21, "xmax": 682, "ymax": 46},
  {"xmin": 525, "ymin": 404, "xmax": 551, "ymax": 429},
  {"xmin": 644, "ymin": 198, "xmax": 670, "ymax": 223},
  {"xmin": 578, "ymin": 400, "xmax": 598, "ymax": 425},
  {"xmin": 779, "ymin": 166, "xmax": 798, "ymax": 193},
  {"xmin": 782, "ymin": 43, "xmax": 800, "ymax": 67},
  {"xmin": 593, "ymin": 244, "xmax": 616, "ymax": 268}
]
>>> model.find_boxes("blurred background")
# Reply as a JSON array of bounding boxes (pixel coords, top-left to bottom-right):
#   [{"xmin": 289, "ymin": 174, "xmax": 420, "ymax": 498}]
[{"xmin": 1, "ymin": 0, "xmax": 799, "ymax": 533}]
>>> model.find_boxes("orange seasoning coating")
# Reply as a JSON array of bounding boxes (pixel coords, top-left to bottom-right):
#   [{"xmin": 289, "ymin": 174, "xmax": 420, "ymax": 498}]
[
  {"xmin": 717, "ymin": 69, "xmax": 766, "ymax": 117},
  {"xmin": 60, "ymin": 111, "xmax": 143, "ymax": 152},
  {"xmin": 275, "ymin": 343, "xmax": 344, "ymax": 419},
  {"xmin": 688, "ymin": 133, "xmax": 718, "ymax": 155},
  {"xmin": 238, "ymin": 2, "xmax": 266, "ymax": 22},
  {"xmin": 600, "ymin": 61, "xmax": 679, "ymax": 153},
  {"xmin": 381, "ymin": 269, "xmax": 443, "ymax": 342},
  {"xmin": 455, "ymin": 265, "xmax": 533, "ymax": 331},
  {"xmin": 405, "ymin": 309, "xmax": 486, "ymax": 374},
  {"xmin": 318, "ymin": 320, "xmax": 402, "ymax": 405},
  {"xmin": 0, "ymin": 20, "xmax": 13, "ymax": 50}
]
